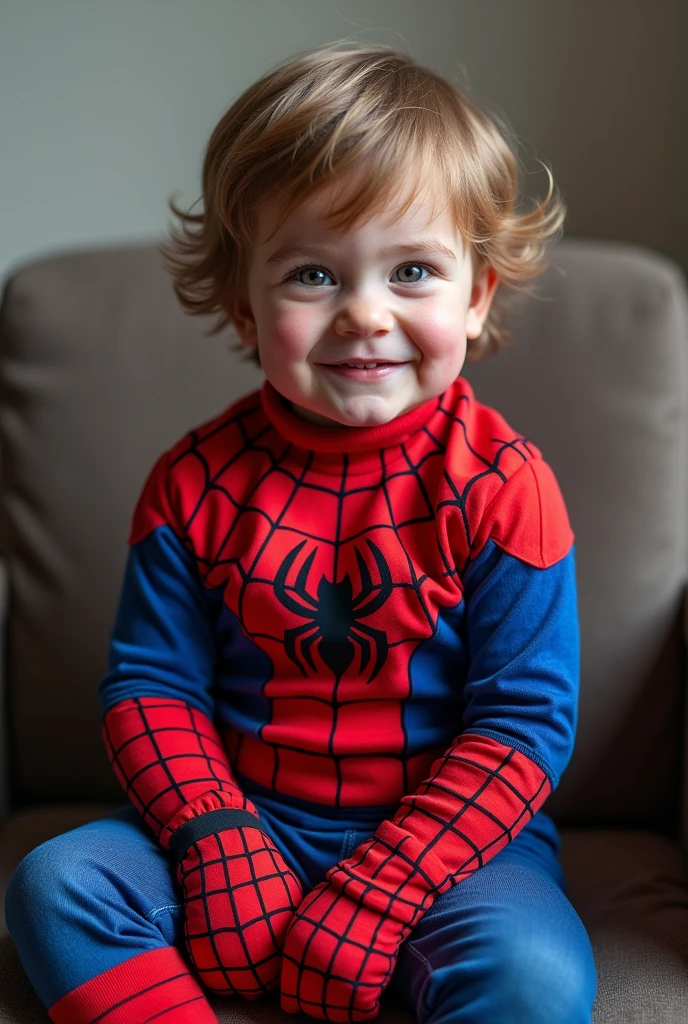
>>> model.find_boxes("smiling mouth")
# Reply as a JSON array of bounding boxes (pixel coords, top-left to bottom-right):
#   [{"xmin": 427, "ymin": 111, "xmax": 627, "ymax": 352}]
[
  {"xmin": 333, "ymin": 362, "xmax": 393, "ymax": 368},
  {"xmin": 320, "ymin": 361, "xmax": 408, "ymax": 380},
  {"xmin": 322, "ymin": 360, "xmax": 406, "ymax": 368}
]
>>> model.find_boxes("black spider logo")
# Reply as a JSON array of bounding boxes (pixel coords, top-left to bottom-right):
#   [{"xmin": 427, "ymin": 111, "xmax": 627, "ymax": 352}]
[{"xmin": 274, "ymin": 538, "xmax": 393, "ymax": 683}]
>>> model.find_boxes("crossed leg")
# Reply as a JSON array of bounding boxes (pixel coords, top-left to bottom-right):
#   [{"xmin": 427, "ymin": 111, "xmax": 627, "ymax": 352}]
[{"xmin": 391, "ymin": 815, "xmax": 597, "ymax": 1024}]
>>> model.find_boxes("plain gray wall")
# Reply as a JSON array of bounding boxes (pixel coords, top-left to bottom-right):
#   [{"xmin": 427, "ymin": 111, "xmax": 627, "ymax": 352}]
[{"xmin": 1, "ymin": 0, "xmax": 684, "ymax": 287}]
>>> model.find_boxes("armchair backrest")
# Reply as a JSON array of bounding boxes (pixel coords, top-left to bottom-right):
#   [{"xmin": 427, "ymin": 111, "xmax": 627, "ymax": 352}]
[
  {"xmin": 0, "ymin": 240, "xmax": 686, "ymax": 833},
  {"xmin": 0, "ymin": 245, "xmax": 262, "ymax": 809}
]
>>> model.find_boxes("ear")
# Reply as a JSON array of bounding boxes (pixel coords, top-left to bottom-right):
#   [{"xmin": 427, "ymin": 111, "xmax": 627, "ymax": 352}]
[
  {"xmin": 228, "ymin": 292, "xmax": 258, "ymax": 348},
  {"xmin": 465, "ymin": 264, "xmax": 500, "ymax": 340}
]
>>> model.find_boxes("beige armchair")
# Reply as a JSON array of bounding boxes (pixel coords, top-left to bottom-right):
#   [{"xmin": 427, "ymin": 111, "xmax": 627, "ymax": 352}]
[{"xmin": 0, "ymin": 239, "xmax": 687, "ymax": 1022}]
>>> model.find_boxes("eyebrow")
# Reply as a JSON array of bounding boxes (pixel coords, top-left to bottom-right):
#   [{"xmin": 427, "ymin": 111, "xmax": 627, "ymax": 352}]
[{"xmin": 265, "ymin": 240, "xmax": 458, "ymax": 266}]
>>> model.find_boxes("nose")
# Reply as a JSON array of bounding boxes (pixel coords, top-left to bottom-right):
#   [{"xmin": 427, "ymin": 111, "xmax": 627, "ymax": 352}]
[{"xmin": 333, "ymin": 294, "xmax": 394, "ymax": 338}]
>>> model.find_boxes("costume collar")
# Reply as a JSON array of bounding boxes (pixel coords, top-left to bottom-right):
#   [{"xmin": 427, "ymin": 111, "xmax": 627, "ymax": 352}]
[{"xmin": 260, "ymin": 380, "xmax": 441, "ymax": 455}]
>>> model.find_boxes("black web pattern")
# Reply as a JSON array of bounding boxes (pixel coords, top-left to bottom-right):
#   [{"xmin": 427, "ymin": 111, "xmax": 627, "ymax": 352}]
[{"xmin": 156, "ymin": 389, "xmax": 537, "ymax": 807}]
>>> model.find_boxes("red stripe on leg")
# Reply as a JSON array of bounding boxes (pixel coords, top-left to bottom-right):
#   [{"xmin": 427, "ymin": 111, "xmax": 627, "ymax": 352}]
[{"xmin": 48, "ymin": 947, "xmax": 218, "ymax": 1024}]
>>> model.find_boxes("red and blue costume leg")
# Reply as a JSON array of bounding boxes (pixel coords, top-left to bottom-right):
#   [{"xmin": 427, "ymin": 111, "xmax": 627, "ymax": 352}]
[
  {"xmin": 5, "ymin": 798, "xmax": 594, "ymax": 1023},
  {"xmin": 5, "ymin": 806, "xmax": 218, "ymax": 1023},
  {"xmin": 389, "ymin": 812, "xmax": 597, "ymax": 1023}
]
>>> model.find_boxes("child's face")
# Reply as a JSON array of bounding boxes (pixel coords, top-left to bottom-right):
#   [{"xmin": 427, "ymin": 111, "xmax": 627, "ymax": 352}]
[{"xmin": 230, "ymin": 172, "xmax": 498, "ymax": 427}]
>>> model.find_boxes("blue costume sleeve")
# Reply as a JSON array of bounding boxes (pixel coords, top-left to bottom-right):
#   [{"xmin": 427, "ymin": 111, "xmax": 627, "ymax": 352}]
[
  {"xmin": 98, "ymin": 526, "xmax": 221, "ymax": 720},
  {"xmin": 460, "ymin": 538, "xmax": 580, "ymax": 789}
]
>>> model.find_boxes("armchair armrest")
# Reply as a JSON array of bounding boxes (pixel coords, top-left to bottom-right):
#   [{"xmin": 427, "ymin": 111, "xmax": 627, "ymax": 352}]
[
  {"xmin": 682, "ymin": 582, "xmax": 688, "ymax": 856},
  {"xmin": 0, "ymin": 557, "xmax": 8, "ymax": 827}
]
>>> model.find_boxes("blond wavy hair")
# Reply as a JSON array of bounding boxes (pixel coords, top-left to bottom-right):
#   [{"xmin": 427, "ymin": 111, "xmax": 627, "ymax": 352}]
[{"xmin": 162, "ymin": 41, "xmax": 565, "ymax": 363}]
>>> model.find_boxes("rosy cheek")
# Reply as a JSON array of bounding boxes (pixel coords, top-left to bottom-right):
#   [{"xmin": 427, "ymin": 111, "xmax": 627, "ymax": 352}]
[
  {"xmin": 417, "ymin": 309, "xmax": 466, "ymax": 355},
  {"xmin": 270, "ymin": 305, "xmax": 318, "ymax": 355}
]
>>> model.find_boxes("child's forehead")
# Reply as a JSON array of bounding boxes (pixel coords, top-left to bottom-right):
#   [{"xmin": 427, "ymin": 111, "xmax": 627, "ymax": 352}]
[{"xmin": 252, "ymin": 172, "xmax": 457, "ymax": 249}]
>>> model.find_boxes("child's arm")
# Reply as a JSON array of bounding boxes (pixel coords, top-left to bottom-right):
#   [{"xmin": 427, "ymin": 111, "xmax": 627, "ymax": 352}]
[
  {"xmin": 100, "ymin": 449, "xmax": 302, "ymax": 998},
  {"xmin": 280, "ymin": 465, "xmax": 579, "ymax": 1021}
]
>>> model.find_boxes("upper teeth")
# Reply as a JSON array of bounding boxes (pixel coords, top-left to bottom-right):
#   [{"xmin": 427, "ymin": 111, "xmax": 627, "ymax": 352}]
[{"xmin": 342, "ymin": 362, "xmax": 382, "ymax": 368}]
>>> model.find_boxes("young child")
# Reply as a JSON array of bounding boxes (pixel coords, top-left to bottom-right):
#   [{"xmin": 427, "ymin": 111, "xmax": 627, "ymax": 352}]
[{"xmin": 6, "ymin": 41, "xmax": 597, "ymax": 1024}]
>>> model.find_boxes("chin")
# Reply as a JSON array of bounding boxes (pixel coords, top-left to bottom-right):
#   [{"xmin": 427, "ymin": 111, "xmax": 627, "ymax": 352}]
[{"xmin": 333, "ymin": 399, "xmax": 402, "ymax": 428}]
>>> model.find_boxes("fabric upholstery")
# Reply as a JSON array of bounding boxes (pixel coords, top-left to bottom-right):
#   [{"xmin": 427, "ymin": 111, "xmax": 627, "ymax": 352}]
[
  {"xmin": 559, "ymin": 828, "xmax": 688, "ymax": 1021},
  {"xmin": 0, "ymin": 245, "xmax": 263, "ymax": 804},
  {"xmin": 0, "ymin": 558, "xmax": 9, "ymax": 823},
  {"xmin": 1, "ymin": 239, "xmax": 688, "ymax": 1023}
]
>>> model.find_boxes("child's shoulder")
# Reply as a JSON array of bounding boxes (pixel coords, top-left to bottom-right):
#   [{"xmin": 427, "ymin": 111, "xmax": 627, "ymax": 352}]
[
  {"xmin": 166, "ymin": 386, "xmax": 266, "ymax": 463},
  {"xmin": 441, "ymin": 377, "xmax": 573, "ymax": 570},
  {"xmin": 443, "ymin": 375, "xmax": 543, "ymax": 462},
  {"xmin": 128, "ymin": 387, "xmax": 266, "ymax": 544}
]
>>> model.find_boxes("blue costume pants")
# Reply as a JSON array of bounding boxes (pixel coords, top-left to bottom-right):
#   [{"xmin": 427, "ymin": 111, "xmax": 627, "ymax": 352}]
[{"xmin": 6, "ymin": 789, "xmax": 597, "ymax": 1023}]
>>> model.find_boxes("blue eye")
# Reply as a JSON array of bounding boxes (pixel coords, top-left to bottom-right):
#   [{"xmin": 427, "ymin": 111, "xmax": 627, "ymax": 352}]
[
  {"xmin": 288, "ymin": 262, "xmax": 434, "ymax": 287},
  {"xmin": 291, "ymin": 265, "xmax": 334, "ymax": 287},
  {"xmin": 392, "ymin": 264, "xmax": 429, "ymax": 284}
]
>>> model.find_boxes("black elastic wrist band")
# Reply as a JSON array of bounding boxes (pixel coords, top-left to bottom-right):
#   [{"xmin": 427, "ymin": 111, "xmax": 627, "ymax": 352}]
[{"xmin": 168, "ymin": 808, "xmax": 266, "ymax": 862}]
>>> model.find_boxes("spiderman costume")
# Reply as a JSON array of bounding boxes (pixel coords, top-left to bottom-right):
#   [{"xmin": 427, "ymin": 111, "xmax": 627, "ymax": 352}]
[
  {"xmin": 6, "ymin": 374, "xmax": 596, "ymax": 1023},
  {"xmin": 102, "ymin": 374, "xmax": 574, "ymax": 806}
]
